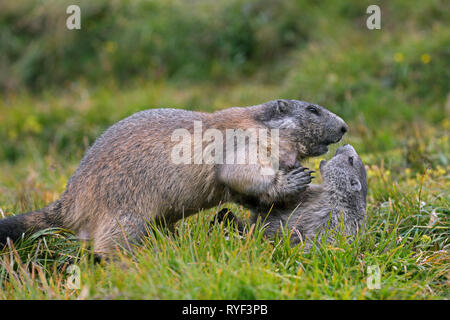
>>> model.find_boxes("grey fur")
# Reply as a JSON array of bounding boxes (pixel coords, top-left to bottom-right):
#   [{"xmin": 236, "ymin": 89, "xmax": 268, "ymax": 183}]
[{"xmin": 0, "ymin": 99, "xmax": 347, "ymax": 255}]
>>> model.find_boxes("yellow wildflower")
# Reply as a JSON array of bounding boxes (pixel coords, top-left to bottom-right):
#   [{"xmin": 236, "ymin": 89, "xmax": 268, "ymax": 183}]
[
  {"xmin": 104, "ymin": 41, "xmax": 117, "ymax": 53},
  {"xmin": 421, "ymin": 54, "xmax": 431, "ymax": 64},
  {"xmin": 394, "ymin": 52, "xmax": 404, "ymax": 63}
]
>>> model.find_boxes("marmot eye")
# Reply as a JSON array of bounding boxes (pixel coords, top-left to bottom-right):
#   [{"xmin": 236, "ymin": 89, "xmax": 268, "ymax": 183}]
[
  {"xmin": 348, "ymin": 157, "xmax": 354, "ymax": 166},
  {"xmin": 307, "ymin": 105, "xmax": 320, "ymax": 115}
]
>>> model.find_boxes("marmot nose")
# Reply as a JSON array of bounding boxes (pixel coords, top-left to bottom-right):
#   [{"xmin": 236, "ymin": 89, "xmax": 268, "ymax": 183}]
[{"xmin": 340, "ymin": 125, "xmax": 348, "ymax": 134}]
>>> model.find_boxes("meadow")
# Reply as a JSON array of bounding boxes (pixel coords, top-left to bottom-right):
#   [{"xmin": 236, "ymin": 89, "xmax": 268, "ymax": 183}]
[{"xmin": 0, "ymin": 0, "xmax": 448, "ymax": 299}]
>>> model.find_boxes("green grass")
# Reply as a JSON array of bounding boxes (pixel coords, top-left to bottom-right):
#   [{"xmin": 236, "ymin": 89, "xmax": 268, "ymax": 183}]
[
  {"xmin": 0, "ymin": 0, "xmax": 449, "ymax": 299},
  {"xmin": 0, "ymin": 162, "xmax": 448, "ymax": 299},
  {"xmin": 0, "ymin": 82, "xmax": 447, "ymax": 299}
]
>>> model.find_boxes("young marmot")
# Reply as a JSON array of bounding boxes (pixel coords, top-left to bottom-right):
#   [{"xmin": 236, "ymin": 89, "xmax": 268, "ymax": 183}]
[
  {"xmin": 212, "ymin": 144, "xmax": 368, "ymax": 250},
  {"xmin": 0, "ymin": 99, "xmax": 347, "ymax": 255}
]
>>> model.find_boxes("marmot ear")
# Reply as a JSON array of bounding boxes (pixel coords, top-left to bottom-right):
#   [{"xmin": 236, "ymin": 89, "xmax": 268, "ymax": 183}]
[
  {"xmin": 275, "ymin": 99, "xmax": 291, "ymax": 114},
  {"xmin": 350, "ymin": 179, "xmax": 362, "ymax": 192}
]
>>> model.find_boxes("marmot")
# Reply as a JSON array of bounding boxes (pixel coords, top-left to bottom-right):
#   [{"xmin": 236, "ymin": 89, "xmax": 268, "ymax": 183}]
[
  {"xmin": 212, "ymin": 144, "xmax": 368, "ymax": 250},
  {"xmin": 0, "ymin": 99, "xmax": 347, "ymax": 255}
]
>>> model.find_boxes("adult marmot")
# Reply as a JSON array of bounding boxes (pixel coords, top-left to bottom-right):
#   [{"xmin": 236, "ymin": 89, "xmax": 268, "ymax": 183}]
[{"xmin": 0, "ymin": 99, "xmax": 347, "ymax": 255}]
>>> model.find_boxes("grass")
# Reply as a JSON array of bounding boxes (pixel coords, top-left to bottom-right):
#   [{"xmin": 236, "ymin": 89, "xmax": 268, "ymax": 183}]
[
  {"xmin": 0, "ymin": 84, "xmax": 448, "ymax": 299},
  {"xmin": 0, "ymin": 0, "xmax": 448, "ymax": 299}
]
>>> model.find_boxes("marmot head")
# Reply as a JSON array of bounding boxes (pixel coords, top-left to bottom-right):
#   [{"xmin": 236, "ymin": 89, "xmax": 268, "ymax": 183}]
[
  {"xmin": 258, "ymin": 99, "xmax": 348, "ymax": 159},
  {"xmin": 319, "ymin": 144, "xmax": 368, "ymax": 200}
]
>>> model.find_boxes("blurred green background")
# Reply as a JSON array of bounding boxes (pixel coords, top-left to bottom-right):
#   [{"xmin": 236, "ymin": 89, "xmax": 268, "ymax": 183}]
[{"xmin": 0, "ymin": 0, "xmax": 448, "ymax": 166}]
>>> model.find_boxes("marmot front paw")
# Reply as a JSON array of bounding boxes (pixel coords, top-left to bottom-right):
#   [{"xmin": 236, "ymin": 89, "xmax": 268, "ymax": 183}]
[{"xmin": 284, "ymin": 167, "xmax": 314, "ymax": 193}]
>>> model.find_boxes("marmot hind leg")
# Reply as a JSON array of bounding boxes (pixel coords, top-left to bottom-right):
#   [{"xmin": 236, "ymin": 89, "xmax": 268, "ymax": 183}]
[
  {"xmin": 91, "ymin": 215, "xmax": 150, "ymax": 257},
  {"xmin": 210, "ymin": 208, "xmax": 247, "ymax": 235}
]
